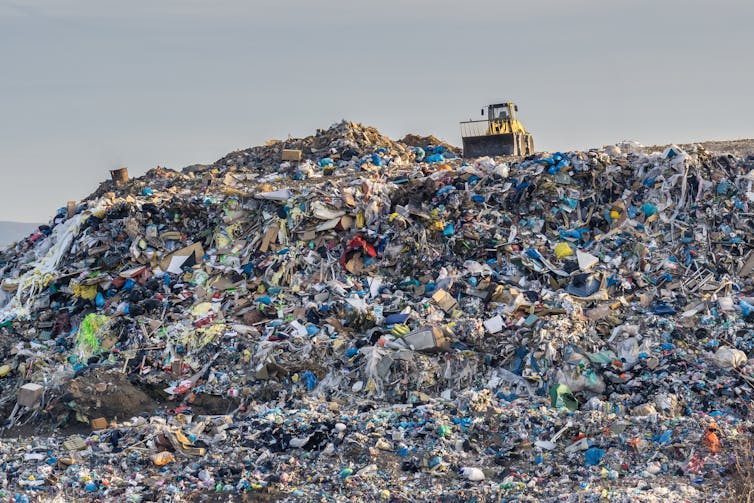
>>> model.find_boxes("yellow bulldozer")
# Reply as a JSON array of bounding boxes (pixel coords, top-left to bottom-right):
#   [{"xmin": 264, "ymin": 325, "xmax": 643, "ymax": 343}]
[{"xmin": 460, "ymin": 102, "xmax": 534, "ymax": 158}]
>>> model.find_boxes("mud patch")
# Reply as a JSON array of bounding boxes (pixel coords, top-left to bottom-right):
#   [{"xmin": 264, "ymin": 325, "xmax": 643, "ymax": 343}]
[{"xmin": 189, "ymin": 393, "xmax": 239, "ymax": 415}]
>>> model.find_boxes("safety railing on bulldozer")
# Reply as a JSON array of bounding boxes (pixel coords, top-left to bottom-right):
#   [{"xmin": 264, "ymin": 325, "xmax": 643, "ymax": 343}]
[{"xmin": 459, "ymin": 120, "xmax": 491, "ymax": 138}]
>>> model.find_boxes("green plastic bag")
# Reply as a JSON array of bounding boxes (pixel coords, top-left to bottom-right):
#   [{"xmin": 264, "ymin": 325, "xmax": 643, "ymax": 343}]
[{"xmin": 550, "ymin": 383, "xmax": 578, "ymax": 411}]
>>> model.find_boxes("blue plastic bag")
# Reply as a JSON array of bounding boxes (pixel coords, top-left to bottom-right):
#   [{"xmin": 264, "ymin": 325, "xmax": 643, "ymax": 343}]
[{"xmin": 585, "ymin": 447, "xmax": 605, "ymax": 466}]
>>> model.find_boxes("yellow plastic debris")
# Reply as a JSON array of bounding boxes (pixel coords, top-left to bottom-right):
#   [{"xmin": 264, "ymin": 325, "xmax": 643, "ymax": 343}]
[
  {"xmin": 72, "ymin": 284, "xmax": 98, "ymax": 300},
  {"xmin": 151, "ymin": 451, "xmax": 175, "ymax": 466},
  {"xmin": 214, "ymin": 232, "xmax": 232, "ymax": 249},
  {"xmin": 554, "ymin": 242, "xmax": 573, "ymax": 259},
  {"xmin": 190, "ymin": 302, "xmax": 213, "ymax": 316},
  {"xmin": 0, "ymin": 364, "xmax": 10, "ymax": 377}
]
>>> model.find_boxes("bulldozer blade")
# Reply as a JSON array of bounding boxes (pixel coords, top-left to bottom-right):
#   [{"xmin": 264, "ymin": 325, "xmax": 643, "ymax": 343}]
[{"xmin": 463, "ymin": 133, "xmax": 518, "ymax": 158}]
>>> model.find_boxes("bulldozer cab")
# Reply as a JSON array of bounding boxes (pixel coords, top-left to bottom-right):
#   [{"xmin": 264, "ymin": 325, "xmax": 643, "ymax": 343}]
[
  {"xmin": 489, "ymin": 103, "xmax": 514, "ymax": 121},
  {"xmin": 485, "ymin": 103, "xmax": 523, "ymax": 135},
  {"xmin": 460, "ymin": 101, "xmax": 534, "ymax": 158}
]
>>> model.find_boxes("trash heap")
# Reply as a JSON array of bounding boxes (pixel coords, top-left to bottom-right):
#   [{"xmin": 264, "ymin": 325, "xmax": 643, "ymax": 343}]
[{"xmin": 1, "ymin": 121, "xmax": 754, "ymax": 502}]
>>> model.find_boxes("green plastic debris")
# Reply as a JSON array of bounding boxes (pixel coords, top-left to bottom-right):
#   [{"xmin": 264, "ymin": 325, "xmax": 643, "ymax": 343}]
[
  {"xmin": 549, "ymin": 384, "xmax": 578, "ymax": 411},
  {"xmin": 76, "ymin": 313, "xmax": 109, "ymax": 357},
  {"xmin": 587, "ymin": 350, "xmax": 618, "ymax": 365}
]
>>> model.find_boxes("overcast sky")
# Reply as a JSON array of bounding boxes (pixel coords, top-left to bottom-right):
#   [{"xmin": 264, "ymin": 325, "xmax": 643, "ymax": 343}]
[{"xmin": 2, "ymin": 0, "xmax": 753, "ymax": 222}]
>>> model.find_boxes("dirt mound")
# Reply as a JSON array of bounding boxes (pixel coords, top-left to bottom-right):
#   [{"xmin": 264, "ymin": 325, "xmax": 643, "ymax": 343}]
[{"xmin": 61, "ymin": 368, "xmax": 157, "ymax": 422}]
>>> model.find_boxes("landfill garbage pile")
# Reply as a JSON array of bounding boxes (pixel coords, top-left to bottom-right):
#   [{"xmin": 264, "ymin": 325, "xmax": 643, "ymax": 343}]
[{"xmin": 1, "ymin": 121, "xmax": 754, "ymax": 502}]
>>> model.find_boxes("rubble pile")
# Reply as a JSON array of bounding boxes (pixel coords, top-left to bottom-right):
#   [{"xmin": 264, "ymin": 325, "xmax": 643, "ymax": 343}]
[
  {"xmin": 210, "ymin": 121, "xmax": 460, "ymax": 175},
  {"xmin": 1, "ymin": 121, "xmax": 754, "ymax": 501}
]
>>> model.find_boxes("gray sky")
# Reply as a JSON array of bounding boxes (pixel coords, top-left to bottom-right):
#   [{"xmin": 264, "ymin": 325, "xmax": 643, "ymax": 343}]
[{"xmin": 2, "ymin": 0, "xmax": 753, "ymax": 222}]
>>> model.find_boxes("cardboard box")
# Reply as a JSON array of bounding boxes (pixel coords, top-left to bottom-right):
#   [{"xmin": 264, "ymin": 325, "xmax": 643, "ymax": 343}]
[
  {"xmin": 431, "ymin": 289, "xmax": 457, "ymax": 313},
  {"xmin": 17, "ymin": 383, "xmax": 44, "ymax": 407},
  {"xmin": 91, "ymin": 417, "xmax": 108, "ymax": 430},
  {"xmin": 282, "ymin": 149, "xmax": 302, "ymax": 162}
]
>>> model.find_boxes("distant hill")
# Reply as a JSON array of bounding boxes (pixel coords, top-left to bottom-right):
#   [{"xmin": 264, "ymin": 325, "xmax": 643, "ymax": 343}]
[{"xmin": 0, "ymin": 221, "xmax": 41, "ymax": 248}]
